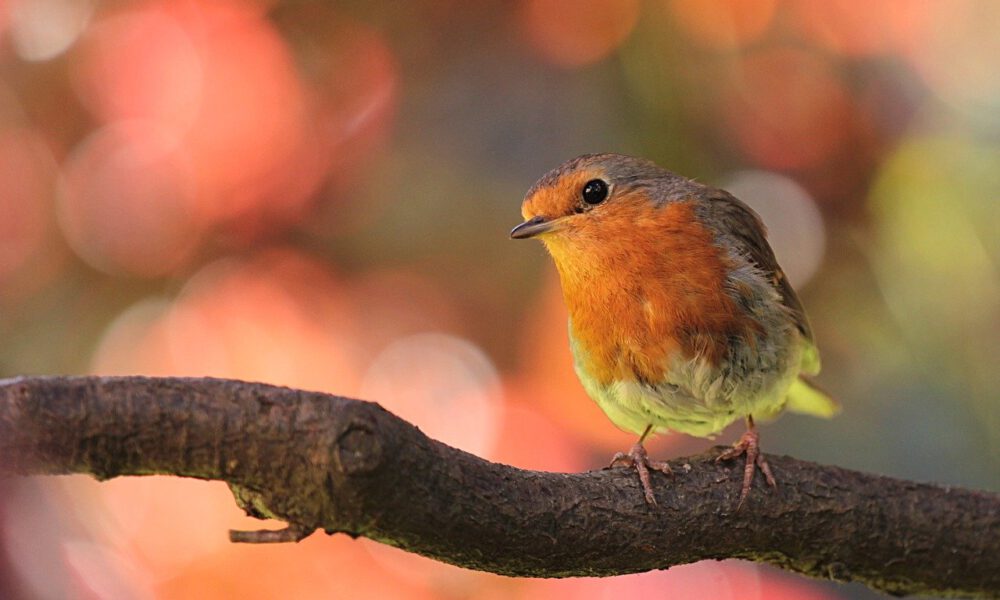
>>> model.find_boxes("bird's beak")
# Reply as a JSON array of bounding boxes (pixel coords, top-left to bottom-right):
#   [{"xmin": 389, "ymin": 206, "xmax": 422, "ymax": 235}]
[{"xmin": 510, "ymin": 215, "xmax": 561, "ymax": 239}]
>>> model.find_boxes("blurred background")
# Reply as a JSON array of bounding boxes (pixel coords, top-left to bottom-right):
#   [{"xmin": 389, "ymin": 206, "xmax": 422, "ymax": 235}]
[{"xmin": 0, "ymin": 0, "xmax": 997, "ymax": 598}]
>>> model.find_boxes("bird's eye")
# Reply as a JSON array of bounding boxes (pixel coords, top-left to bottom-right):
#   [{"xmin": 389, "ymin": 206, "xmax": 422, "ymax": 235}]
[{"xmin": 581, "ymin": 179, "xmax": 609, "ymax": 205}]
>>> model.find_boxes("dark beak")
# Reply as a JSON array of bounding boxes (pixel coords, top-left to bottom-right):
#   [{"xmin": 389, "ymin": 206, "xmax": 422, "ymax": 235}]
[{"xmin": 510, "ymin": 216, "xmax": 556, "ymax": 239}]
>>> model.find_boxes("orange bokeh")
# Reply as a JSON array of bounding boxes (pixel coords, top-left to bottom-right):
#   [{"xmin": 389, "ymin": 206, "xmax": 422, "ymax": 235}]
[
  {"xmin": 72, "ymin": 7, "xmax": 203, "ymax": 134},
  {"xmin": 93, "ymin": 248, "xmax": 363, "ymax": 395},
  {"xmin": 0, "ymin": 127, "xmax": 58, "ymax": 291},
  {"xmin": 492, "ymin": 385, "xmax": 587, "ymax": 473},
  {"xmin": 667, "ymin": 0, "xmax": 777, "ymax": 50},
  {"xmin": 359, "ymin": 332, "xmax": 503, "ymax": 459},
  {"xmin": 360, "ymin": 539, "xmax": 499, "ymax": 599},
  {"xmin": 789, "ymin": 0, "xmax": 936, "ymax": 58},
  {"xmin": 522, "ymin": 560, "xmax": 836, "ymax": 600},
  {"xmin": 348, "ymin": 271, "xmax": 502, "ymax": 459},
  {"xmin": 62, "ymin": 477, "xmax": 258, "ymax": 580},
  {"xmin": 722, "ymin": 47, "xmax": 853, "ymax": 170},
  {"xmin": 163, "ymin": 1, "xmax": 318, "ymax": 228},
  {"xmin": 0, "ymin": 5, "xmax": 9, "ymax": 49},
  {"xmin": 57, "ymin": 121, "xmax": 202, "ymax": 277},
  {"xmin": 520, "ymin": 0, "xmax": 640, "ymax": 68},
  {"xmin": 91, "ymin": 298, "xmax": 177, "ymax": 377},
  {"xmin": 23, "ymin": 475, "xmax": 438, "ymax": 600},
  {"xmin": 69, "ymin": 0, "xmax": 338, "ymax": 246},
  {"xmin": 789, "ymin": 0, "xmax": 894, "ymax": 56},
  {"xmin": 159, "ymin": 535, "xmax": 436, "ymax": 600}
]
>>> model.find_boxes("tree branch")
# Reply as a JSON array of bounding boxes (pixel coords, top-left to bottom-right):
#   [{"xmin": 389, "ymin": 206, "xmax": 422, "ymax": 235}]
[{"xmin": 0, "ymin": 376, "xmax": 996, "ymax": 598}]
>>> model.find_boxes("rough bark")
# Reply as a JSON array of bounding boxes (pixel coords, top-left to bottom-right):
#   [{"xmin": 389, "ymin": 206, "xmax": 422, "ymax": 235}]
[{"xmin": 0, "ymin": 376, "xmax": 996, "ymax": 598}]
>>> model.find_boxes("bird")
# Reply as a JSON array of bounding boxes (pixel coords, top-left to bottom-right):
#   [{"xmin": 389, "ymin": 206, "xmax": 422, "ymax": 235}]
[{"xmin": 510, "ymin": 153, "xmax": 838, "ymax": 508}]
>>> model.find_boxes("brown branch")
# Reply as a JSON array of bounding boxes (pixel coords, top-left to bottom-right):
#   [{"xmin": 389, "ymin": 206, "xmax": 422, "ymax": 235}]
[{"xmin": 0, "ymin": 376, "xmax": 997, "ymax": 598}]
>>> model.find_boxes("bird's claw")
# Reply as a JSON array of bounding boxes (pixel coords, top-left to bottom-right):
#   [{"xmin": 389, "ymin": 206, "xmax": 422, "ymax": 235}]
[
  {"xmin": 716, "ymin": 427, "xmax": 776, "ymax": 510},
  {"xmin": 609, "ymin": 441, "xmax": 673, "ymax": 505}
]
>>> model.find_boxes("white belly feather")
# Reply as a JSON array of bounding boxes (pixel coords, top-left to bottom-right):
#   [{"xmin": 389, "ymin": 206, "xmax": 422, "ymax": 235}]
[{"xmin": 570, "ymin": 325, "xmax": 803, "ymax": 439}]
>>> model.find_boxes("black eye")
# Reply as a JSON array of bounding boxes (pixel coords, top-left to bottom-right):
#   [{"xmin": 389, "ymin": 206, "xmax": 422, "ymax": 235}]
[{"xmin": 581, "ymin": 179, "xmax": 609, "ymax": 205}]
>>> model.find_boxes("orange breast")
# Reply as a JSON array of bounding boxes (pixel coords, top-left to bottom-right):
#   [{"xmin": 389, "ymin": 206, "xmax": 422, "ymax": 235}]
[{"xmin": 546, "ymin": 199, "xmax": 757, "ymax": 386}]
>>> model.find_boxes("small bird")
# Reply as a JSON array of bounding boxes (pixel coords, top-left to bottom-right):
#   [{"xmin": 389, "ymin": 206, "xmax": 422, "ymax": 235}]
[{"xmin": 511, "ymin": 153, "xmax": 838, "ymax": 508}]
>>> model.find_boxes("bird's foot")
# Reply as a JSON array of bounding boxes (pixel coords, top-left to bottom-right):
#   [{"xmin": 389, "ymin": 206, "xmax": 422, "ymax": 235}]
[
  {"xmin": 715, "ymin": 426, "xmax": 776, "ymax": 510},
  {"xmin": 610, "ymin": 441, "xmax": 673, "ymax": 505}
]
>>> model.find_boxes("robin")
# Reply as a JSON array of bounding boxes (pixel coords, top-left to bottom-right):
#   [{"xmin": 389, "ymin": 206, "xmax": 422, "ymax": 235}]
[{"xmin": 511, "ymin": 153, "xmax": 838, "ymax": 508}]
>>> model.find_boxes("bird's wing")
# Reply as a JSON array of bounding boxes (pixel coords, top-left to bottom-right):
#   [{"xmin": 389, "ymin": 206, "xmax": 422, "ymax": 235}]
[
  {"xmin": 698, "ymin": 192, "xmax": 818, "ymax": 367},
  {"xmin": 785, "ymin": 377, "xmax": 839, "ymax": 417},
  {"xmin": 698, "ymin": 191, "xmax": 836, "ymax": 417}
]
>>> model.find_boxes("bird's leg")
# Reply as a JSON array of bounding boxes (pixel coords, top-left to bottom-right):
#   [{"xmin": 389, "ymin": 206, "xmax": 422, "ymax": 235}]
[
  {"xmin": 715, "ymin": 415, "xmax": 776, "ymax": 510},
  {"xmin": 609, "ymin": 424, "xmax": 673, "ymax": 505}
]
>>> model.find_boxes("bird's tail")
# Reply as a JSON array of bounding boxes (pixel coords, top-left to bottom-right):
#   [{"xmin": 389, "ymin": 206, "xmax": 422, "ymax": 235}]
[{"xmin": 784, "ymin": 377, "xmax": 840, "ymax": 418}]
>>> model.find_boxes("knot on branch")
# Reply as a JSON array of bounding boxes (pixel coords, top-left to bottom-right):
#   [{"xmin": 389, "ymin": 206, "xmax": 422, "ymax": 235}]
[{"xmin": 334, "ymin": 419, "xmax": 381, "ymax": 475}]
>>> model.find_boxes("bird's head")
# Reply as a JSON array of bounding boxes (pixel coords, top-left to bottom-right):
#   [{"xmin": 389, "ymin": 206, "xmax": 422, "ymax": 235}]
[{"xmin": 511, "ymin": 154, "xmax": 699, "ymax": 257}]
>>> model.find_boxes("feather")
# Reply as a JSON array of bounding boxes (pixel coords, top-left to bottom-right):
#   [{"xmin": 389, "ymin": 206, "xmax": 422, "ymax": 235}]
[{"xmin": 785, "ymin": 377, "xmax": 840, "ymax": 418}]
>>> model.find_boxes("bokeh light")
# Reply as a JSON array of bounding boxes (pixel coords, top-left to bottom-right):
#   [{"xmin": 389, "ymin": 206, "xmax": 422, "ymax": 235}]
[
  {"xmin": 93, "ymin": 249, "xmax": 363, "ymax": 395},
  {"xmin": 722, "ymin": 170, "xmax": 826, "ymax": 289},
  {"xmin": 523, "ymin": 560, "xmax": 836, "ymax": 600},
  {"xmin": 3, "ymin": 480, "xmax": 92, "ymax": 599},
  {"xmin": 57, "ymin": 121, "xmax": 201, "ymax": 277},
  {"xmin": 668, "ymin": 0, "xmax": 777, "ymax": 50},
  {"xmin": 70, "ymin": 0, "xmax": 328, "ymax": 243},
  {"xmin": 62, "ymin": 476, "xmax": 251, "ymax": 579},
  {"xmin": 869, "ymin": 135, "xmax": 999, "ymax": 338},
  {"xmin": 359, "ymin": 333, "xmax": 503, "ymax": 459},
  {"xmin": 900, "ymin": 1, "xmax": 1000, "ymax": 128},
  {"xmin": 520, "ymin": 0, "xmax": 640, "ymax": 68},
  {"xmin": 157, "ymin": 534, "xmax": 436, "ymax": 600},
  {"xmin": 787, "ymin": 0, "xmax": 903, "ymax": 56},
  {"xmin": 91, "ymin": 297, "xmax": 175, "ymax": 376},
  {"xmin": 72, "ymin": 6, "xmax": 203, "ymax": 134},
  {"xmin": 722, "ymin": 47, "xmax": 852, "ymax": 170},
  {"xmin": 0, "ymin": 127, "xmax": 59, "ymax": 292},
  {"xmin": 62, "ymin": 539, "xmax": 155, "ymax": 600},
  {"xmin": 168, "ymin": 1, "xmax": 316, "ymax": 228},
  {"xmin": 492, "ymin": 389, "xmax": 586, "ymax": 473},
  {"xmin": 7, "ymin": 0, "xmax": 93, "ymax": 62}
]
